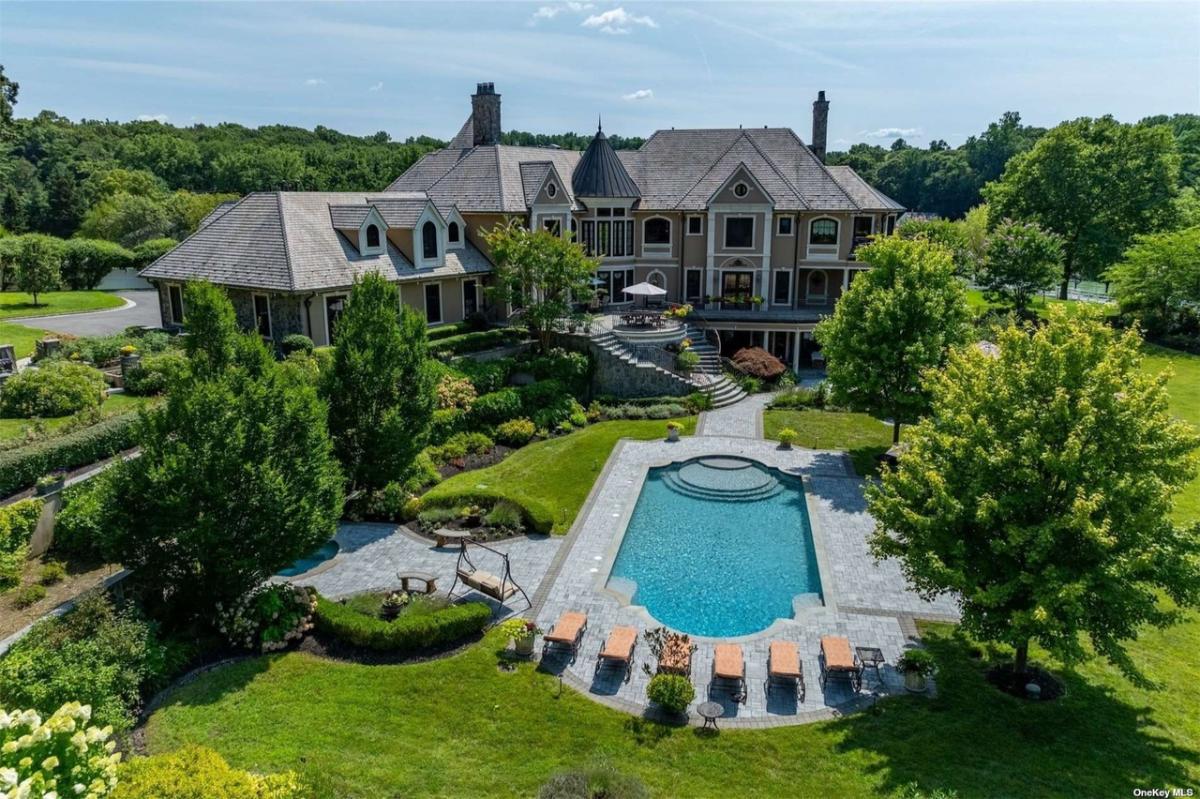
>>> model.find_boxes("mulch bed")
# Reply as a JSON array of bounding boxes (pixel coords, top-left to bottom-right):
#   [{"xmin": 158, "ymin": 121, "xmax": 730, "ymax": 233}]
[{"xmin": 986, "ymin": 663, "xmax": 1066, "ymax": 701}]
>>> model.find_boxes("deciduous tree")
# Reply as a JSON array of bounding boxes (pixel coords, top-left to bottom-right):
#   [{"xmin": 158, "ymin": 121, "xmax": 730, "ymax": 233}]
[
  {"xmin": 979, "ymin": 219, "xmax": 1063, "ymax": 316},
  {"xmin": 14, "ymin": 233, "xmax": 62, "ymax": 305},
  {"xmin": 868, "ymin": 308, "xmax": 1200, "ymax": 680},
  {"xmin": 1107, "ymin": 226, "xmax": 1200, "ymax": 337},
  {"xmin": 484, "ymin": 221, "xmax": 598, "ymax": 352},
  {"xmin": 324, "ymin": 272, "xmax": 435, "ymax": 491},
  {"xmin": 814, "ymin": 236, "xmax": 971, "ymax": 443}
]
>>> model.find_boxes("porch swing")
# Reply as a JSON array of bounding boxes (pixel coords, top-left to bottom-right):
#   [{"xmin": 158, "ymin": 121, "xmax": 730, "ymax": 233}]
[{"xmin": 447, "ymin": 538, "xmax": 531, "ymax": 611}]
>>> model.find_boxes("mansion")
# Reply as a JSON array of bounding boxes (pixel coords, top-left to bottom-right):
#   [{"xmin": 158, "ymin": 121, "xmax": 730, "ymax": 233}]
[{"xmin": 142, "ymin": 83, "xmax": 902, "ymax": 369}]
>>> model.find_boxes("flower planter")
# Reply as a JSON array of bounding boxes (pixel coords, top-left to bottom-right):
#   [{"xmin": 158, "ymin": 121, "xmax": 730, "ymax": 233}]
[
  {"xmin": 904, "ymin": 670, "xmax": 928, "ymax": 693},
  {"xmin": 667, "ymin": 427, "xmax": 680, "ymax": 442},
  {"xmin": 513, "ymin": 636, "xmax": 535, "ymax": 657}
]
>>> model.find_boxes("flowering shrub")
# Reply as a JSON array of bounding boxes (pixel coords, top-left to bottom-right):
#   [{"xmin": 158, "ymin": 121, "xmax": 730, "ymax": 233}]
[
  {"xmin": 0, "ymin": 701, "xmax": 121, "ymax": 799},
  {"xmin": 436, "ymin": 375, "xmax": 477, "ymax": 411},
  {"xmin": 217, "ymin": 584, "xmax": 316, "ymax": 653},
  {"xmin": 495, "ymin": 418, "xmax": 535, "ymax": 447},
  {"xmin": 112, "ymin": 745, "xmax": 307, "ymax": 799},
  {"xmin": 497, "ymin": 618, "xmax": 541, "ymax": 643}
]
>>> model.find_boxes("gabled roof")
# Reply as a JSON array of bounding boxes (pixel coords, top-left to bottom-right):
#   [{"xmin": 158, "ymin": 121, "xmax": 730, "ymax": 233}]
[
  {"xmin": 572, "ymin": 128, "xmax": 640, "ymax": 198},
  {"xmin": 825, "ymin": 165, "xmax": 906, "ymax": 211},
  {"xmin": 141, "ymin": 192, "xmax": 491, "ymax": 293},
  {"xmin": 197, "ymin": 200, "xmax": 238, "ymax": 230},
  {"xmin": 519, "ymin": 161, "xmax": 571, "ymax": 207}
]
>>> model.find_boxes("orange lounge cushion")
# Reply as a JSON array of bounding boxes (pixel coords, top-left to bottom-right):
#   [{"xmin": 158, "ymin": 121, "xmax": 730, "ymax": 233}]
[
  {"xmin": 821, "ymin": 635, "xmax": 855, "ymax": 670},
  {"xmin": 769, "ymin": 641, "xmax": 802, "ymax": 678},
  {"xmin": 713, "ymin": 644, "xmax": 744, "ymax": 679},
  {"xmin": 600, "ymin": 626, "xmax": 637, "ymax": 660},
  {"xmin": 545, "ymin": 611, "xmax": 587, "ymax": 643}
]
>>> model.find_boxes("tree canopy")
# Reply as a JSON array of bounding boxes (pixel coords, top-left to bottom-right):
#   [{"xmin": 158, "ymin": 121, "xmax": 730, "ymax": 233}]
[
  {"xmin": 814, "ymin": 235, "xmax": 972, "ymax": 443},
  {"xmin": 324, "ymin": 273, "xmax": 436, "ymax": 492},
  {"xmin": 983, "ymin": 116, "xmax": 1180, "ymax": 297},
  {"xmin": 484, "ymin": 221, "xmax": 599, "ymax": 352},
  {"xmin": 978, "ymin": 219, "xmax": 1063, "ymax": 316},
  {"xmin": 868, "ymin": 308, "xmax": 1200, "ymax": 679},
  {"xmin": 1107, "ymin": 225, "xmax": 1200, "ymax": 338}
]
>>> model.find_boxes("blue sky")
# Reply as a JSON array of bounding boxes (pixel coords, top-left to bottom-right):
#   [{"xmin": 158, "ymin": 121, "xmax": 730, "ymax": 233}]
[{"xmin": 1, "ymin": 1, "xmax": 1197, "ymax": 148}]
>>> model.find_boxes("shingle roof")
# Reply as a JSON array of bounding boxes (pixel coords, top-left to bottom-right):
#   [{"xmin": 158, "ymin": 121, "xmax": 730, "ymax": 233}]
[
  {"xmin": 142, "ymin": 192, "xmax": 492, "ymax": 292},
  {"xmin": 572, "ymin": 129, "xmax": 640, "ymax": 198},
  {"xmin": 826, "ymin": 165, "xmax": 905, "ymax": 211},
  {"xmin": 197, "ymin": 200, "xmax": 238, "ymax": 229},
  {"xmin": 388, "ymin": 116, "xmax": 887, "ymax": 213},
  {"xmin": 519, "ymin": 161, "xmax": 552, "ymax": 206}
]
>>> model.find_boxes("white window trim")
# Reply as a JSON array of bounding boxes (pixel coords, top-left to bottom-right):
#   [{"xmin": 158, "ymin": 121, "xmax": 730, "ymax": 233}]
[
  {"xmin": 806, "ymin": 270, "xmax": 829, "ymax": 304},
  {"xmin": 358, "ymin": 207, "xmax": 388, "ymax": 256},
  {"xmin": 323, "ymin": 293, "xmax": 348, "ymax": 346},
  {"xmin": 414, "ymin": 203, "xmax": 447, "ymax": 269},
  {"xmin": 252, "ymin": 293, "xmax": 272, "ymax": 339},
  {"xmin": 722, "ymin": 214, "xmax": 756, "ymax": 251},
  {"xmin": 684, "ymin": 267, "xmax": 703, "ymax": 300},
  {"xmin": 807, "ymin": 216, "xmax": 840, "ymax": 260},
  {"xmin": 646, "ymin": 269, "xmax": 668, "ymax": 293},
  {"xmin": 776, "ymin": 215, "xmax": 795, "ymax": 236},
  {"xmin": 546, "ymin": 182, "xmax": 558, "ymax": 199},
  {"xmin": 853, "ymin": 215, "xmax": 875, "ymax": 237},
  {"xmin": 686, "ymin": 215, "xmax": 703, "ymax": 236},
  {"xmin": 424, "ymin": 282, "xmax": 444, "ymax": 325},
  {"xmin": 771, "ymin": 269, "xmax": 792, "ymax": 307},
  {"xmin": 732, "ymin": 181, "xmax": 750, "ymax": 198},
  {"xmin": 445, "ymin": 207, "xmax": 467, "ymax": 250},
  {"xmin": 642, "ymin": 215, "xmax": 672, "ymax": 254}
]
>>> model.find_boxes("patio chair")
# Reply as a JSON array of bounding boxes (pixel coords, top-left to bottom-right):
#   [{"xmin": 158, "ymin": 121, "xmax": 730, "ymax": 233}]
[
  {"xmin": 595, "ymin": 626, "xmax": 638, "ymax": 682},
  {"xmin": 818, "ymin": 635, "xmax": 863, "ymax": 693},
  {"xmin": 542, "ymin": 611, "xmax": 588, "ymax": 661},
  {"xmin": 766, "ymin": 641, "xmax": 805, "ymax": 702},
  {"xmin": 710, "ymin": 644, "xmax": 746, "ymax": 703}
]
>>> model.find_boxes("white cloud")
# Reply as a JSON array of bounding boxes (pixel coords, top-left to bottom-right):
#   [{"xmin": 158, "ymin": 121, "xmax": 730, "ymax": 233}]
[
  {"xmin": 529, "ymin": 2, "xmax": 594, "ymax": 26},
  {"xmin": 368, "ymin": 81, "xmax": 384, "ymax": 92},
  {"xmin": 862, "ymin": 127, "xmax": 922, "ymax": 139},
  {"xmin": 582, "ymin": 7, "xmax": 657, "ymax": 35},
  {"xmin": 532, "ymin": 6, "xmax": 561, "ymax": 21},
  {"xmin": 304, "ymin": 77, "xmax": 327, "ymax": 86},
  {"xmin": 136, "ymin": 113, "xmax": 169, "ymax": 123},
  {"xmin": 621, "ymin": 88, "xmax": 653, "ymax": 101}
]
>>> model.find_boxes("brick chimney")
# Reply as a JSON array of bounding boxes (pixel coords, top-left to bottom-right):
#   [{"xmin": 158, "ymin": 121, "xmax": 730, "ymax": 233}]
[
  {"xmin": 811, "ymin": 90, "xmax": 829, "ymax": 163},
  {"xmin": 471, "ymin": 82, "xmax": 501, "ymax": 147}
]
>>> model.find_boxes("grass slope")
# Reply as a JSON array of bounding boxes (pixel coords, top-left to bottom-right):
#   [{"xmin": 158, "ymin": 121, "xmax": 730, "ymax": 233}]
[
  {"xmin": 0, "ymin": 321, "xmax": 51, "ymax": 359},
  {"xmin": 762, "ymin": 408, "xmax": 893, "ymax": 476},
  {"xmin": 0, "ymin": 291, "xmax": 124, "ymax": 320},
  {"xmin": 0, "ymin": 392, "xmax": 152, "ymax": 443},
  {"xmin": 1141, "ymin": 344, "xmax": 1200, "ymax": 523},
  {"xmin": 421, "ymin": 417, "xmax": 697, "ymax": 534},
  {"xmin": 142, "ymin": 622, "xmax": 1199, "ymax": 799}
]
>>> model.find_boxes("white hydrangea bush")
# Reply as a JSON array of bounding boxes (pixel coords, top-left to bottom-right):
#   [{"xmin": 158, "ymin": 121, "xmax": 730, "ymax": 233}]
[{"xmin": 0, "ymin": 701, "xmax": 120, "ymax": 799}]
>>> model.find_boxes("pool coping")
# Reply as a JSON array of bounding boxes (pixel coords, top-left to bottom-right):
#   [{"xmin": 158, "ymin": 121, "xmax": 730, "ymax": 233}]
[{"xmin": 591, "ymin": 452, "xmax": 840, "ymax": 644}]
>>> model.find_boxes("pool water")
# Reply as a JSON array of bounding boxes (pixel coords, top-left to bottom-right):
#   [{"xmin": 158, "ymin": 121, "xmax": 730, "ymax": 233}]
[
  {"xmin": 607, "ymin": 457, "xmax": 822, "ymax": 637},
  {"xmin": 276, "ymin": 540, "xmax": 339, "ymax": 577}
]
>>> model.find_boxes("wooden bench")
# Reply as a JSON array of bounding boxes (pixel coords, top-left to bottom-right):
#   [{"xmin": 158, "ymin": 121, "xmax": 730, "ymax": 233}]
[
  {"xmin": 434, "ymin": 528, "xmax": 473, "ymax": 548},
  {"xmin": 396, "ymin": 571, "xmax": 438, "ymax": 595}
]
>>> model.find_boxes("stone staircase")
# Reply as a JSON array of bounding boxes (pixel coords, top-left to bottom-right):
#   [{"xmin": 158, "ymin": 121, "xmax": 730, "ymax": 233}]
[{"xmin": 585, "ymin": 325, "xmax": 746, "ymax": 409}]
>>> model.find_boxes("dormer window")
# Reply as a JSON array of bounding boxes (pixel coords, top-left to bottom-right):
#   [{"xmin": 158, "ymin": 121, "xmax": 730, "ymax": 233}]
[
  {"xmin": 733, "ymin": 182, "xmax": 749, "ymax": 198},
  {"xmin": 448, "ymin": 221, "xmax": 460, "ymax": 244},
  {"xmin": 422, "ymin": 221, "xmax": 438, "ymax": 260},
  {"xmin": 547, "ymin": 182, "xmax": 557, "ymax": 198},
  {"xmin": 365, "ymin": 224, "xmax": 380, "ymax": 248}
]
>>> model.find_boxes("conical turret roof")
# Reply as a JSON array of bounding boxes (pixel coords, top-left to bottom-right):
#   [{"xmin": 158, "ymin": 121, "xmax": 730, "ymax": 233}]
[{"xmin": 572, "ymin": 124, "xmax": 640, "ymax": 198}]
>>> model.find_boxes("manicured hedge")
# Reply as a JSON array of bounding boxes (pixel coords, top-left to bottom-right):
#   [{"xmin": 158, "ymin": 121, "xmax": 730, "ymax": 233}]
[
  {"xmin": 411, "ymin": 490, "xmax": 552, "ymax": 534},
  {"xmin": 313, "ymin": 594, "xmax": 491, "ymax": 652},
  {"xmin": 0, "ymin": 413, "xmax": 140, "ymax": 498},
  {"xmin": 431, "ymin": 328, "xmax": 525, "ymax": 355},
  {"xmin": 427, "ymin": 321, "xmax": 473, "ymax": 342}
]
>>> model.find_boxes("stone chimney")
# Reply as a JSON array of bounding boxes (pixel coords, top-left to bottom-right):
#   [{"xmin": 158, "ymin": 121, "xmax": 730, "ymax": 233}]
[
  {"xmin": 811, "ymin": 90, "xmax": 829, "ymax": 163},
  {"xmin": 471, "ymin": 82, "xmax": 501, "ymax": 147}
]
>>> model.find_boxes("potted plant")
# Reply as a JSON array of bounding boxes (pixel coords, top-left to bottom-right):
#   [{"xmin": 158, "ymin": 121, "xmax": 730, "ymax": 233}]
[
  {"xmin": 498, "ymin": 618, "xmax": 541, "ymax": 656},
  {"xmin": 381, "ymin": 591, "xmax": 410, "ymax": 621},
  {"xmin": 897, "ymin": 648, "xmax": 936, "ymax": 693},
  {"xmin": 777, "ymin": 427, "xmax": 797, "ymax": 449},
  {"xmin": 666, "ymin": 420, "xmax": 682, "ymax": 442},
  {"xmin": 751, "ymin": 295, "xmax": 765, "ymax": 310},
  {"xmin": 36, "ymin": 471, "xmax": 65, "ymax": 496}
]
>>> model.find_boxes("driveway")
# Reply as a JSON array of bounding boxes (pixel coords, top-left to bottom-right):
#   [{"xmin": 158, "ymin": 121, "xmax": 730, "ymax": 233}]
[{"xmin": 12, "ymin": 290, "xmax": 162, "ymax": 337}]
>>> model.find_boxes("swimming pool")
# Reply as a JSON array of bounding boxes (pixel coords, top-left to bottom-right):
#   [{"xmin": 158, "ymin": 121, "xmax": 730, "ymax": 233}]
[
  {"xmin": 607, "ymin": 457, "xmax": 822, "ymax": 637},
  {"xmin": 276, "ymin": 540, "xmax": 340, "ymax": 577}
]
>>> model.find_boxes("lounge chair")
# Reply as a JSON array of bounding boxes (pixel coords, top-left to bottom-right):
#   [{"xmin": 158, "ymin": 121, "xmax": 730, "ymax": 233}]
[
  {"xmin": 819, "ymin": 635, "xmax": 863, "ymax": 693},
  {"xmin": 542, "ymin": 611, "xmax": 588, "ymax": 661},
  {"xmin": 766, "ymin": 641, "xmax": 805, "ymax": 702},
  {"xmin": 595, "ymin": 626, "xmax": 638, "ymax": 682},
  {"xmin": 711, "ymin": 644, "xmax": 746, "ymax": 703}
]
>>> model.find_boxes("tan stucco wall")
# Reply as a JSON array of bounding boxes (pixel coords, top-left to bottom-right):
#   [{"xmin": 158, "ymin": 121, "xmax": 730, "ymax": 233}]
[
  {"xmin": 712, "ymin": 169, "xmax": 771, "ymax": 205},
  {"xmin": 771, "ymin": 214, "xmax": 799, "ymax": 266}
]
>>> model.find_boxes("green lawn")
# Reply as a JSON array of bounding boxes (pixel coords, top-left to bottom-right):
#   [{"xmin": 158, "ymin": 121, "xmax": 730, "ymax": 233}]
[
  {"xmin": 763, "ymin": 408, "xmax": 894, "ymax": 476},
  {"xmin": 0, "ymin": 392, "xmax": 153, "ymax": 443},
  {"xmin": 0, "ymin": 291, "xmax": 124, "ymax": 320},
  {"xmin": 1142, "ymin": 344, "xmax": 1200, "ymax": 523},
  {"xmin": 964, "ymin": 288, "xmax": 1115, "ymax": 320},
  {"xmin": 0, "ymin": 320, "xmax": 52, "ymax": 359},
  {"xmin": 421, "ymin": 417, "xmax": 697, "ymax": 534},
  {"xmin": 142, "ymin": 618, "xmax": 1200, "ymax": 799}
]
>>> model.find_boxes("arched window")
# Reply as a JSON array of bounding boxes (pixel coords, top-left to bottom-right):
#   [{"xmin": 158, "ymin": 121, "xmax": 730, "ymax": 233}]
[
  {"xmin": 365, "ymin": 224, "xmax": 380, "ymax": 248},
  {"xmin": 422, "ymin": 220, "xmax": 438, "ymax": 260},
  {"xmin": 644, "ymin": 217, "xmax": 670, "ymax": 246},
  {"xmin": 647, "ymin": 270, "xmax": 666, "ymax": 289},
  {"xmin": 448, "ymin": 221, "xmax": 460, "ymax": 243},
  {"xmin": 809, "ymin": 218, "xmax": 839, "ymax": 246}
]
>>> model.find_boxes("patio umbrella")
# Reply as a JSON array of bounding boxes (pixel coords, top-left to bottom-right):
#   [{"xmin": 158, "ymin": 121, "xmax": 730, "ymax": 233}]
[{"xmin": 622, "ymin": 281, "xmax": 667, "ymax": 308}]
